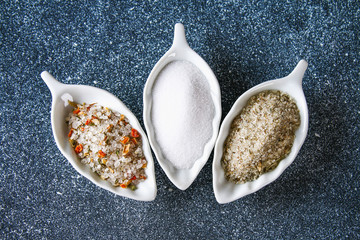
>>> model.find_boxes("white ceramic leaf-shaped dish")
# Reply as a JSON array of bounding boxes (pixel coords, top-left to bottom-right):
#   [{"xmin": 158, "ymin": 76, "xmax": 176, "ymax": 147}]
[
  {"xmin": 41, "ymin": 71, "xmax": 157, "ymax": 201},
  {"xmin": 213, "ymin": 60, "xmax": 309, "ymax": 204},
  {"xmin": 143, "ymin": 23, "xmax": 222, "ymax": 190}
]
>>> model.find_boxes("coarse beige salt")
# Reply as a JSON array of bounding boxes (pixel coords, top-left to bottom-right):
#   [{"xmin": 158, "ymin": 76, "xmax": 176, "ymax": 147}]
[{"xmin": 221, "ymin": 90, "xmax": 300, "ymax": 184}]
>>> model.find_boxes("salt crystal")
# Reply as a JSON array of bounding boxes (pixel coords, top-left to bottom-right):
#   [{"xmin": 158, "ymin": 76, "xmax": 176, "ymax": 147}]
[{"xmin": 151, "ymin": 60, "xmax": 215, "ymax": 169}]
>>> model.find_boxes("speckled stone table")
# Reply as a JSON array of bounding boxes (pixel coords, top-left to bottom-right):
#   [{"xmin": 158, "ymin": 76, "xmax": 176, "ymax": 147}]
[{"xmin": 1, "ymin": 1, "xmax": 359, "ymax": 239}]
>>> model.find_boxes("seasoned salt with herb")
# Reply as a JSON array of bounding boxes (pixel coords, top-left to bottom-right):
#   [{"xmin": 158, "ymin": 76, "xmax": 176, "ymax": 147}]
[
  {"xmin": 222, "ymin": 90, "xmax": 301, "ymax": 184},
  {"xmin": 66, "ymin": 102, "xmax": 147, "ymax": 190}
]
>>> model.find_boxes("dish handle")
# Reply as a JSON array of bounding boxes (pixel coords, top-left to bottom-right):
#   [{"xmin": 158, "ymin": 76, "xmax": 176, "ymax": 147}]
[
  {"xmin": 287, "ymin": 59, "xmax": 308, "ymax": 86},
  {"xmin": 41, "ymin": 71, "xmax": 65, "ymax": 99},
  {"xmin": 172, "ymin": 23, "xmax": 190, "ymax": 49}
]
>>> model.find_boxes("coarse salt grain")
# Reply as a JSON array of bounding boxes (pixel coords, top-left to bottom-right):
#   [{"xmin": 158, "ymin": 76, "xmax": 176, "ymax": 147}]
[
  {"xmin": 66, "ymin": 102, "xmax": 147, "ymax": 189},
  {"xmin": 221, "ymin": 90, "xmax": 300, "ymax": 184},
  {"xmin": 151, "ymin": 60, "xmax": 215, "ymax": 169}
]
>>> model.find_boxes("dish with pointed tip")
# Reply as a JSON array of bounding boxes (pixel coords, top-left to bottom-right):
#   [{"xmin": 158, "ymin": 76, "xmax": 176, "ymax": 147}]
[
  {"xmin": 143, "ymin": 23, "xmax": 222, "ymax": 190},
  {"xmin": 41, "ymin": 71, "xmax": 157, "ymax": 201},
  {"xmin": 213, "ymin": 60, "xmax": 309, "ymax": 204}
]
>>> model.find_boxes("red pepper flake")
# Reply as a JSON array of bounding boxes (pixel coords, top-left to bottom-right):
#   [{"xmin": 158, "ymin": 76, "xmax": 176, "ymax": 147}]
[
  {"xmin": 120, "ymin": 136, "xmax": 129, "ymax": 144},
  {"xmin": 139, "ymin": 175, "xmax": 147, "ymax": 180},
  {"xmin": 80, "ymin": 127, "xmax": 85, "ymax": 132},
  {"xmin": 87, "ymin": 103, "xmax": 95, "ymax": 111},
  {"xmin": 122, "ymin": 144, "xmax": 130, "ymax": 156},
  {"xmin": 68, "ymin": 129, "xmax": 74, "ymax": 138},
  {"xmin": 85, "ymin": 119, "xmax": 91, "ymax": 125},
  {"xmin": 141, "ymin": 163, "xmax": 147, "ymax": 169},
  {"xmin": 131, "ymin": 128, "xmax": 140, "ymax": 138},
  {"xmin": 107, "ymin": 124, "xmax": 114, "ymax": 132},
  {"xmin": 98, "ymin": 150, "xmax": 106, "ymax": 158},
  {"xmin": 131, "ymin": 176, "xmax": 137, "ymax": 180},
  {"xmin": 131, "ymin": 138, "xmax": 137, "ymax": 145},
  {"xmin": 75, "ymin": 144, "xmax": 83, "ymax": 153},
  {"xmin": 73, "ymin": 108, "xmax": 80, "ymax": 114},
  {"xmin": 120, "ymin": 184, "xmax": 127, "ymax": 188}
]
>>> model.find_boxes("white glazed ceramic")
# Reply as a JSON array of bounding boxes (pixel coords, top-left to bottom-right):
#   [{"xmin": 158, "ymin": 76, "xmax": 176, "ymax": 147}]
[
  {"xmin": 143, "ymin": 23, "xmax": 222, "ymax": 190},
  {"xmin": 41, "ymin": 71, "xmax": 157, "ymax": 201},
  {"xmin": 213, "ymin": 60, "xmax": 308, "ymax": 204}
]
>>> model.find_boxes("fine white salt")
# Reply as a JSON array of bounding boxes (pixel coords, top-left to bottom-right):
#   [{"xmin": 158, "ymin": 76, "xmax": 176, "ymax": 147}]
[{"xmin": 151, "ymin": 60, "xmax": 215, "ymax": 169}]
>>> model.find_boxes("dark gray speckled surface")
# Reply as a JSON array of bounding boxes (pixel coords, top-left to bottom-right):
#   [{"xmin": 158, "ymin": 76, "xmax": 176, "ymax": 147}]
[{"xmin": 1, "ymin": 1, "xmax": 359, "ymax": 239}]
